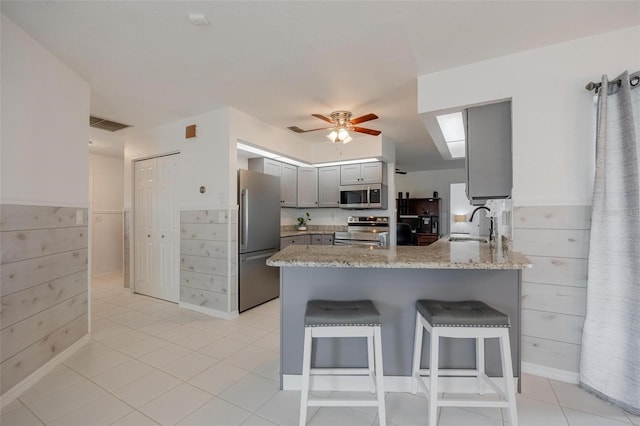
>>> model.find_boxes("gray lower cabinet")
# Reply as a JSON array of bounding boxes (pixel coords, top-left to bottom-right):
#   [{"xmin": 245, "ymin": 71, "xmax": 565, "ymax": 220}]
[
  {"xmin": 465, "ymin": 100, "xmax": 512, "ymax": 205},
  {"xmin": 281, "ymin": 234, "xmax": 334, "ymax": 248},
  {"xmin": 281, "ymin": 235, "xmax": 311, "ymax": 249},
  {"xmin": 321, "ymin": 234, "xmax": 334, "ymax": 245}
]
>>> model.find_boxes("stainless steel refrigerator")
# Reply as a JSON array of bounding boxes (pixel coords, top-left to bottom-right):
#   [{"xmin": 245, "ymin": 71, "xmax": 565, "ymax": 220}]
[{"xmin": 238, "ymin": 169, "xmax": 281, "ymax": 312}]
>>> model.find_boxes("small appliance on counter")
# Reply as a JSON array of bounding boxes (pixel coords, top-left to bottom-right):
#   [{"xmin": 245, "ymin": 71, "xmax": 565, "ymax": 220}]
[{"xmin": 334, "ymin": 216, "xmax": 390, "ymax": 247}]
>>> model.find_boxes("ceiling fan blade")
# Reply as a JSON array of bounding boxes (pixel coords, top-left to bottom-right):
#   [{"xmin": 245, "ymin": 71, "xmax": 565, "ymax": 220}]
[
  {"xmin": 353, "ymin": 126, "xmax": 381, "ymax": 136},
  {"xmin": 287, "ymin": 126, "xmax": 330, "ymax": 133},
  {"xmin": 350, "ymin": 113, "xmax": 378, "ymax": 125},
  {"xmin": 311, "ymin": 114, "xmax": 334, "ymax": 124}
]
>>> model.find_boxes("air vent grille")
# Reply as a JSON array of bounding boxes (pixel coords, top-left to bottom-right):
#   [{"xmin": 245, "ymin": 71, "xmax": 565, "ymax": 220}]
[{"xmin": 89, "ymin": 116, "xmax": 131, "ymax": 132}]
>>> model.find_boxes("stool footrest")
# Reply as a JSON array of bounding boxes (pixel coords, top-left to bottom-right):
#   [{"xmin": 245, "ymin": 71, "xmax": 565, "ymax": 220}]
[
  {"xmin": 438, "ymin": 399, "xmax": 510, "ymax": 408},
  {"xmin": 308, "ymin": 398, "xmax": 379, "ymax": 407},
  {"xmin": 309, "ymin": 368, "xmax": 372, "ymax": 376},
  {"xmin": 416, "ymin": 368, "xmax": 481, "ymax": 377}
]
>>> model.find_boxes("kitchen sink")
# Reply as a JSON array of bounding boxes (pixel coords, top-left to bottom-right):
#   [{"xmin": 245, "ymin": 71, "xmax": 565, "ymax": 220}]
[{"xmin": 448, "ymin": 236, "xmax": 489, "ymax": 243}]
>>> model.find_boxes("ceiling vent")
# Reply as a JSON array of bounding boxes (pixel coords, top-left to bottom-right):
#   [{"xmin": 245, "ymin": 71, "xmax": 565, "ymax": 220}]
[{"xmin": 89, "ymin": 116, "xmax": 131, "ymax": 132}]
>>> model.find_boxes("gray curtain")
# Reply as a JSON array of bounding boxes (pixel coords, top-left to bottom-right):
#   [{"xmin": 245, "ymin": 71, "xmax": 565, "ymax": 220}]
[{"xmin": 580, "ymin": 71, "xmax": 640, "ymax": 415}]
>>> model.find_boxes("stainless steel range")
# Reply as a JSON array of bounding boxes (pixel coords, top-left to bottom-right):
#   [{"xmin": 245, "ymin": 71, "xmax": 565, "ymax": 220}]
[{"xmin": 334, "ymin": 216, "xmax": 390, "ymax": 247}]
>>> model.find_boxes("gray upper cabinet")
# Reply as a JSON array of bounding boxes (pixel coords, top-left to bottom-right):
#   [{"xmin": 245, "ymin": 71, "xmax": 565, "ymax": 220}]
[
  {"xmin": 297, "ymin": 167, "xmax": 318, "ymax": 208},
  {"xmin": 340, "ymin": 161, "xmax": 383, "ymax": 185},
  {"xmin": 248, "ymin": 158, "xmax": 298, "ymax": 207},
  {"xmin": 465, "ymin": 101, "xmax": 512, "ymax": 205},
  {"xmin": 318, "ymin": 166, "xmax": 340, "ymax": 207},
  {"xmin": 280, "ymin": 163, "xmax": 298, "ymax": 207}
]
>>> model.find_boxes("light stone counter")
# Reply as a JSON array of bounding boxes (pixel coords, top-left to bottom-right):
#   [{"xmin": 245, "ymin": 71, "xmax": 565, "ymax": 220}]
[
  {"xmin": 280, "ymin": 225, "xmax": 345, "ymax": 238},
  {"xmin": 267, "ymin": 238, "xmax": 531, "ymax": 269},
  {"xmin": 272, "ymin": 236, "xmax": 528, "ymax": 392}
]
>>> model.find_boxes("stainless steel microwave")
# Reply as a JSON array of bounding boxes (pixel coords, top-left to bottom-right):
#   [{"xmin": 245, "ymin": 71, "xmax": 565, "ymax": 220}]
[{"xmin": 339, "ymin": 184, "xmax": 387, "ymax": 209}]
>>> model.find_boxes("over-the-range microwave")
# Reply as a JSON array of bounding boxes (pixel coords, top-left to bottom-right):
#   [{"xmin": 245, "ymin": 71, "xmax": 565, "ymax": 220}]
[{"xmin": 339, "ymin": 184, "xmax": 388, "ymax": 209}]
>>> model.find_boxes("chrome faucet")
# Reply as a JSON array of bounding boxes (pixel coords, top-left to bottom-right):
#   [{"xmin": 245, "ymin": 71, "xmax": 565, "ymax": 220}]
[{"xmin": 469, "ymin": 206, "xmax": 494, "ymax": 241}]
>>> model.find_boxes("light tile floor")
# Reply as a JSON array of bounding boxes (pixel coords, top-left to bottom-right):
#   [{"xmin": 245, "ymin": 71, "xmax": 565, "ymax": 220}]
[{"xmin": 2, "ymin": 274, "xmax": 639, "ymax": 426}]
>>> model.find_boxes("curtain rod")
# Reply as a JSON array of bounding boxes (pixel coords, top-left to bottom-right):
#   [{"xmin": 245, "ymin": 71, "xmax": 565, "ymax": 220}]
[{"xmin": 585, "ymin": 74, "xmax": 640, "ymax": 92}]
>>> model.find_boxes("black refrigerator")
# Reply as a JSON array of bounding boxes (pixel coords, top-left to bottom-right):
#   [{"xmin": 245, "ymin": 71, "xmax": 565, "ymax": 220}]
[{"xmin": 238, "ymin": 169, "xmax": 281, "ymax": 312}]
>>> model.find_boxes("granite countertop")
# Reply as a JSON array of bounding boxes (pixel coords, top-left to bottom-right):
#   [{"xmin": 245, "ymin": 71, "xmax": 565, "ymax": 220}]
[
  {"xmin": 280, "ymin": 225, "xmax": 345, "ymax": 238},
  {"xmin": 266, "ymin": 238, "xmax": 531, "ymax": 270},
  {"xmin": 280, "ymin": 230, "xmax": 337, "ymax": 237}
]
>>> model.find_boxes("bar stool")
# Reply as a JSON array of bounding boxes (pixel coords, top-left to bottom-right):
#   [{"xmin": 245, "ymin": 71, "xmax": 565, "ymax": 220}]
[
  {"xmin": 411, "ymin": 300, "xmax": 518, "ymax": 426},
  {"xmin": 300, "ymin": 299, "xmax": 386, "ymax": 426}
]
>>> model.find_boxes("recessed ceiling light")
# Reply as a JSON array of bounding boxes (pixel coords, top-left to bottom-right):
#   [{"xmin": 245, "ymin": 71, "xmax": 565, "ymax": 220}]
[{"xmin": 188, "ymin": 13, "xmax": 209, "ymax": 26}]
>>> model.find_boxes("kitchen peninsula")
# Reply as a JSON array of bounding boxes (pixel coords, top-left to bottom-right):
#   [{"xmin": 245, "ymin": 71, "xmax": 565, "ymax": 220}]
[{"xmin": 267, "ymin": 239, "xmax": 531, "ymax": 391}]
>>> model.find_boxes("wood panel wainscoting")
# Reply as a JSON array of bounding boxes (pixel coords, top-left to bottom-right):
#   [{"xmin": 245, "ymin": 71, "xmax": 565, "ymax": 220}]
[
  {"xmin": 513, "ymin": 206, "xmax": 590, "ymax": 383},
  {"xmin": 0, "ymin": 204, "xmax": 89, "ymax": 398},
  {"xmin": 179, "ymin": 208, "xmax": 238, "ymax": 319}
]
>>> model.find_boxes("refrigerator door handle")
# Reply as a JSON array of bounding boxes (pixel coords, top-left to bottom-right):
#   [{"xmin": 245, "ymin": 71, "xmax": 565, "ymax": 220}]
[{"xmin": 241, "ymin": 188, "xmax": 249, "ymax": 250}]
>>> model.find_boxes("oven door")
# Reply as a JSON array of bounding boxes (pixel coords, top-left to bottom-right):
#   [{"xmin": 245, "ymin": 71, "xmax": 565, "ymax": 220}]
[{"xmin": 339, "ymin": 185, "xmax": 369, "ymax": 208}]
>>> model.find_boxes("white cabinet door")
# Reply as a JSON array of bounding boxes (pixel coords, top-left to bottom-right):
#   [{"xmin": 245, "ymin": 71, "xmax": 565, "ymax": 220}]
[
  {"xmin": 281, "ymin": 163, "xmax": 298, "ymax": 207},
  {"xmin": 248, "ymin": 157, "xmax": 281, "ymax": 177},
  {"xmin": 360, "ymin": 162, "xmax": 383, "ymax": 184},
  {"xmin": 340, "ymin": 164, "xmax": 362, "ymax": 185},
  {"xmin": 318, "ymin": 166, "xmax": 340, "ymax": 207},
  {"xmin": 134, "ymin": 154, "xmax": 180, "ymax": 302},
  {"xmin": 340, "ymin": 162, "xmax": 383, "ymax": 185},
  {"xmin": 297, "ymin": 167, "xmax": 318, "ymax": 207},
  {"xmin": 262, "ymin": 158, "xmax": 282, "ymax": 177}
]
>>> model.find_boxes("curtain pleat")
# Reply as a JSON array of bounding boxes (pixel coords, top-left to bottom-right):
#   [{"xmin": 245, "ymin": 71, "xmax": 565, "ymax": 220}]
[{"xmin": 580, "ymin": 71, "xmax": 640, "ymax": 415}]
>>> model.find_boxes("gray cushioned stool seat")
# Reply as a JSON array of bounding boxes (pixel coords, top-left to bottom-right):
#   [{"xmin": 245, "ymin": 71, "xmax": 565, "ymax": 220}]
[
  {"xmin": 416, "ymin": 300, "xmax": 510, "ymax": 328},
  {"xmin": 304, "ymin": 300, "xmax": 381, "ymax": 327}
]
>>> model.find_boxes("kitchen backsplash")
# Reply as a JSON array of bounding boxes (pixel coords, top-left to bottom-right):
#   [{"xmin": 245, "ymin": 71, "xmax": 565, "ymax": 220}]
[{"xmin": 279, "ymin": 208, "xmax": 388, "ymax": 227}]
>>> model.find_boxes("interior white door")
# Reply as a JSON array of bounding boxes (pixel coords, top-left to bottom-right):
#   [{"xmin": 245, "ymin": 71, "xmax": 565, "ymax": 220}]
[{"xmin": 134, "ymin": 154, "xmax": 180, "ymax": 302}]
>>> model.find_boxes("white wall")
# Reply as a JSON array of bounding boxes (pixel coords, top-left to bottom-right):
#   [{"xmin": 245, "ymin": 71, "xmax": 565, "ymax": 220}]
[
  {"xmin": 417, "ymin": 25, "xmax": 640, "ymax": 380},
  {"xmin": 124, "ymin": 108, "xmax": 231, "ymax": 210},
  {"xmin": 450, "ymin": 183, "xmax": 476, "ymax": 235},
  {"xmin": 1, "ymin": 15, "xmax": 90, "ymax": 207},
  {"xmin": 90, "ymin": 154, "xmax": 123, "ymax": 276},
  {"xmin": 418, "ymin": 25, "xmax": 640, "ymax": 207}
]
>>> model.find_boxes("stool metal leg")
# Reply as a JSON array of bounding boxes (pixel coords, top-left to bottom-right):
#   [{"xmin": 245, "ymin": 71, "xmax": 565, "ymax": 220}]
[
  {"xmin": 411, "ymin": 311, "xmax": 424, "ymax": 395},
  {"xmin": 499, "ymin": 330, "xmax": 518, "ymax": 426},
  {"xmin": 373, "ymin": 326, "xmax": 386, "ymax": 426},
  {"xmin": 299, "ymin": 328, "xmax": 312, "ymax": 426},
  {"xmin": 428, "ymin": 327, "xmax": 439, "ymax": 426}
]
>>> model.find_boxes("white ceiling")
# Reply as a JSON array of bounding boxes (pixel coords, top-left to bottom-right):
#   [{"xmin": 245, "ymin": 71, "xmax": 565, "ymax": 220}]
[{"xmin": 3, "ymin": 1, "xmax": 639, "ymax": 170}]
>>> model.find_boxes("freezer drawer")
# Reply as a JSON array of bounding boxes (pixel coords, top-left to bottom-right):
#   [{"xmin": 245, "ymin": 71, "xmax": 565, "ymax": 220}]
[{"xmin": 239, "ymin": 249, "xmax": 280, "ymax": 312}]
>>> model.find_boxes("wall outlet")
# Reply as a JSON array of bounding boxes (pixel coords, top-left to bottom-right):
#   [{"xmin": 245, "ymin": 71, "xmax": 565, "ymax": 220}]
[{"xmin": 76, "ymin": 210, "xmax": 83, "ymax": 225}]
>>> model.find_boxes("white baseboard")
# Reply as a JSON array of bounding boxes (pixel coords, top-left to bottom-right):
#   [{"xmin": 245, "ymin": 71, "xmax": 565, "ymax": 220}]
[
  {"xmin": 0, "ymin": 334, "xmax": 91, "ymax": 409},
  {"xmin": 179, "ymin": 301, "xmax": 239, "ymax": 320},
  {"xmin": 282, "ymin": 374, "xmax": 517, "ymax": 393},
  {"xmin": 522, "ymin": 362, "xmax": 579, "ymax": 384}
]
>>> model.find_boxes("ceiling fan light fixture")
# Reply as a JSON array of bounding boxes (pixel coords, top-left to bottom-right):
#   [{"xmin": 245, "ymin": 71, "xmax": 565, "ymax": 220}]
[
  {"xmin": 342, "ymin": 135, "xmax": 353, "ymax": 144},
  {"xmin": 338, "ymin": 128, "xmax": 350, "ymax": 141},
  {"xmin": 327, "ymin": 130, "xmax": 338, "ymax": 142}
]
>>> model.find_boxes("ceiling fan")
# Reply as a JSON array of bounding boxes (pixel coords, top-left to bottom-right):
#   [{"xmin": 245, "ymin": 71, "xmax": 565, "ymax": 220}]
[{"xmin": 287, "ymin": 111, "xmax": 381, "ymax": 143}]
